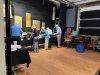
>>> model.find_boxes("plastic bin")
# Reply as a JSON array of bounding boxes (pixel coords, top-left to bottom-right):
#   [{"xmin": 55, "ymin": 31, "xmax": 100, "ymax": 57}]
[{"xmin": 76, "ymin": 42, "xmax": 84, "ymax": 53}]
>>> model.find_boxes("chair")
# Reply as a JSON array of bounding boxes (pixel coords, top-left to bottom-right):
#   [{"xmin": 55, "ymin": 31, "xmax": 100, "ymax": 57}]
[
  {"xmin": 75, "ymin": 36, "xmax": 84, "ymax": 43},
  {"xmin": 84, "ymin": 37, "xmax": 90, "ymax": 49},
  {"xmin": 96, "ymin": 40, "xmax": 100, "ymax": 51},
  {"xmin": 89, "ymin": 37, "xmax": 99, "ymax": 51},
  {"xmin": 64, "ymin": 27, "xmax": 72, "ymax": 35},
  {"xmin": 72, "ymin": 36, "xmax": 83, "ymax": 47},
  {"xmin": 63, "ymin": 35, "xmax": 72, "ymax": 47}
]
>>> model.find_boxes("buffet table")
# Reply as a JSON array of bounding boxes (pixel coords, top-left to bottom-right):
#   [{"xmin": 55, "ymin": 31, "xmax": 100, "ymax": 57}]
[
  {"xmin": 20, "ymin": 34, "xmax": 58, "ymax": 49},
  {"xmin": 21, "ymin": 38, "xmax": 33, "ymax": 47},
  {"xmin": 6, "ymin": 48, "xmax": 31, "ymax": 75},
  {"xmin": 11, "ymin": 48, "xmax": 31, "ymax": 67}
]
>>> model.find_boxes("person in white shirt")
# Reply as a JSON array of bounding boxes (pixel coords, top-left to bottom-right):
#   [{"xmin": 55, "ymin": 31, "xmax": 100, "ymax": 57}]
[
  {"xmin": 46, "ymin": 27, "xmax": 53, "ymax": 48},
  {"xmin": 46, "ymin": 27, "xmax": 53, "ymax": 35},
  {"xmin": 55, "ymin": 25, "xmax": 62, "ymax": 48}
]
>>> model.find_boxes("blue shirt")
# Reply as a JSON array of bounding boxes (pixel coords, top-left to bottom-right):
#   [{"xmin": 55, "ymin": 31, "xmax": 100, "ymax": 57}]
[
  {"xmin": 11, "ymin": 24, "xmax": 23, "ymax": 36},
  {"xmin": 44, "ymin": 30, "xmax": 50, "ymax": 40},
  {"xmin": 56, "ymin": 27, "xmax": 62, "ymax": 35}
]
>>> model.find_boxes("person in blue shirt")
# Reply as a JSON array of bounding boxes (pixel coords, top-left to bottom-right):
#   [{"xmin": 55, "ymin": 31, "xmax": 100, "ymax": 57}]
[
  {"xmin": 41, "ymin": 26, "xmax": 50, "ymax": 50},
  {"xmin": 11, "ymin": 23, "xmax": 23, "ymax": 45},
  {"xmin": 55, "ymin": 25, "xmax": 62, "ymax": 48},
  {"xmin": 31, "ymin": 25, "xmax": 39, "ymax": 52}
]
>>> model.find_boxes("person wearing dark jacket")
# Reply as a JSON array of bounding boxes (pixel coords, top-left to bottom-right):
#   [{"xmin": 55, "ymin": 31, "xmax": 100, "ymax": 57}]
[{"xmin": 32, "ymin": 25, "xmax": 39, "ymax": 52}]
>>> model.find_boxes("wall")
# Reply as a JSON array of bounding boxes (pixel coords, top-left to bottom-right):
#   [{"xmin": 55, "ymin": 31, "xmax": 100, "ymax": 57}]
[
  {"xmin": 0, "ymin": 0, "xmax": 6, "ymax": 75},
  {"xmin": 66, "ymin": 7, "xmax": 76, "ymax": 27},
  {"xmin": 13, "ymin": 0, "xmax": 55, "ymax": 31},
  {"xmin": 59, "ymin": 3, "xmax": 66, "ymax": 45}
]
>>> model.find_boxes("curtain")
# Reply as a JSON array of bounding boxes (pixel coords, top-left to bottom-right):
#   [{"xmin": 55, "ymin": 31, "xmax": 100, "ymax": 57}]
[{"xmin": 59, "ymin": 3, "xmax": 66, "ymax": 45}]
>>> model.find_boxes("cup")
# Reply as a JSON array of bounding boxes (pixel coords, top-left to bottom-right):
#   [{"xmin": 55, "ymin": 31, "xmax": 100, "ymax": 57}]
[{"xmin": 13, "ymin": 41, "xmax": 17, "ymax": 45}]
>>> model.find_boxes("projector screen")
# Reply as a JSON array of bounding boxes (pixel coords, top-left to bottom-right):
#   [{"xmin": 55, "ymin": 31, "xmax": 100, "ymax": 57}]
[{"xmin": 66, "ymin": 8, "xmax": 76, "ymax": 27}]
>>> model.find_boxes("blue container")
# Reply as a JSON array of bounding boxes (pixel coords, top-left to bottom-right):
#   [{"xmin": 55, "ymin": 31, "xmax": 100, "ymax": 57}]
[{"xmin": 76, "ymin": 42, "xmax": 84, "ymax": 53}]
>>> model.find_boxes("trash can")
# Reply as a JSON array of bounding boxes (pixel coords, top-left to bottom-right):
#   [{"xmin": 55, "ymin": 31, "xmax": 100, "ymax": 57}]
[{"xmin": 76, "ymin": 42, "xmax": 84, "ymax": 53}]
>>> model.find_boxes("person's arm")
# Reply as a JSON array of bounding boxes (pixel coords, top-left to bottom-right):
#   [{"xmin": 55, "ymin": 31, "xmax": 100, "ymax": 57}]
[
  {"xmin": 60, "ymin": 27, "xmax": 62, "ymax": 35},
  {"xmin": 51, "ymin": 29, "xmax": 53, "ymax": 34},
  {"xmin": 20, "ymin": 28, "xmax": 23, "ymax": 35},
  {"xmin": 10, "ymin": 27, "xmax": 12, "ymax": 38}
]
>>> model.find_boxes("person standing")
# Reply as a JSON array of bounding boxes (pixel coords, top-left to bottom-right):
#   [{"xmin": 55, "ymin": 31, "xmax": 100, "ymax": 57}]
[
  {"xmin": 41, "ymin": 27, "xmax": 50, "ymax": 50},
  {"xmin": 11, "ymin": 23, "xmax": 23, "ymax": 45},
  {"xmin": 46, "ymin": 27, "xmax": 53, "ymax": 48},
  {"xmin": 32, "ymin": 25, "xmax": 39, "ymax": 52},
  {"xmin": 55, "ymin": 25, "xmax": 62, "ymax": 48}
]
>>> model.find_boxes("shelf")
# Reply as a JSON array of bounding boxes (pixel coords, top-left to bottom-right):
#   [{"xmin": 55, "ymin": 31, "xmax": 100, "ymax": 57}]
[
  {"xmin": 79, "ymin": 9, "xmax": 100, "ymax": 36},
  {"xmin": 78, "ymin": 35, "xmax": 100, "ymax": 38},
  {"xmin": 80, "ymin": 18, "xmax": 100, "ymax": 21}
]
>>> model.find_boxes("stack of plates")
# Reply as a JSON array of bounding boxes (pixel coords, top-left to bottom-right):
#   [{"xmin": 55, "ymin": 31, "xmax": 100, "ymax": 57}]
[{"xmin": 11, "ymin": 45, "xmax": 22, "ymax": 51}]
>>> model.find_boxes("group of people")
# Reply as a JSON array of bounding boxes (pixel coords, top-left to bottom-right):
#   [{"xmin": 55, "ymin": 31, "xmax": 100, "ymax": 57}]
[
  {"xmin": 32, "ymin": 24, "xmax": 62, "ymax": 52},
  {"xmin": 10, "ymin": 23, "xmax": 62, "ymax": 52}
]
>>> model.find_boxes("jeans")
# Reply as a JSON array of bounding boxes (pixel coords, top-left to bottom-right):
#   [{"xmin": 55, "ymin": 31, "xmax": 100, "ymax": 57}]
[{"xmin": 33, "ymin": 36, "xmax": 38, "ymax": 51}]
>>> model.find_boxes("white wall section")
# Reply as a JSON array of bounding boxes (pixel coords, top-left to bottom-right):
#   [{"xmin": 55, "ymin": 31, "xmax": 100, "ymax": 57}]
[{"xmin": 0, "ymin": 0, "xmax": 6, "ymax": 75}]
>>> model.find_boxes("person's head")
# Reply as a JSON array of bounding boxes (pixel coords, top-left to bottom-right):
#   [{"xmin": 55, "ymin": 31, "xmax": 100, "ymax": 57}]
[
  {"xmin": 41, "ymin": 26, "xmax": 45, "ymax": 31},
  {"xmin": 55, "ymin": 24, "xmax": 59, "ymax": 28},
  {"xmin": 46, "ymin": 27, "xmax": 49, "ymax": 30},
  {"xmin": 31, "ymin": 25, "xmax": 36, "ymax": 29}
]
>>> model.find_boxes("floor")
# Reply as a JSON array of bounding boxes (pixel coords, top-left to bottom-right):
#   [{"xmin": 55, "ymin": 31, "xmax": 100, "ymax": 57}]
[{"xmin": 16, "ymin": 46, "xmax": 100, "ymax": 75}]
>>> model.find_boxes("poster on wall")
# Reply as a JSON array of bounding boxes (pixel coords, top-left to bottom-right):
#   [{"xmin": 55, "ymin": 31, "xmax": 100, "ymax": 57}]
[
  {"xmin": 14, "ymin": 16, "xmax": 22, "ymax": 28},
  {"xmin": 42, "ymin": 22, "xmax": 45, "ymax": 28},
  {"xmin": 33, "ymin": 20, "xmax": 40, "ymax": 30},
  {"xmin": 26, "ymin": 13, "xmax": 31, "ymax": 27},
  {"xmin": 3, "ymin": 4, "xmax": 13, "ymax": 18}
]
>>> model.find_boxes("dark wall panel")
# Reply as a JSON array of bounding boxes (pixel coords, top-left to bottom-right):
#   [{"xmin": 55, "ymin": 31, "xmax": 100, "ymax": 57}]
[
  {"xmin": 66, "ymin": 8, "xmax": 76, "ymax": 27},
  {"xmin": 13, "ymin": 0, "xmax": 54, "ymax": 31},
  {"xmin": 81, "ymin": 10, "xmax": 100, "ymax": 19}
]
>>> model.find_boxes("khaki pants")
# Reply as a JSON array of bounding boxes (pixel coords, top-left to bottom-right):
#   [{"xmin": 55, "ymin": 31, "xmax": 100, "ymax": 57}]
[
  {"xmin": 57, "ymin": 35, "xmax": 61, "ymax": 47},
  {"xmin": 45, "ymin": 39, "xmax": 49, "ymax": 50}
]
